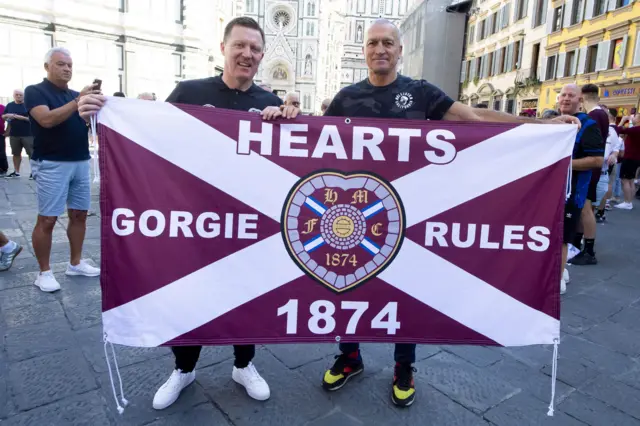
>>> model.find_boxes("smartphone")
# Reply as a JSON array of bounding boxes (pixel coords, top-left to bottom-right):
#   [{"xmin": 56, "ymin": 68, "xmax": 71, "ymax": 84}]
[{"xmin": 93, "ymin": 78, "xmax": 102, "ymax": 91}]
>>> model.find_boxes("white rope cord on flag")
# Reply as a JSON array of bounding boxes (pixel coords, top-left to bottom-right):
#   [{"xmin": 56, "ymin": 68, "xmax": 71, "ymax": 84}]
[
  {"xmin": 565, "ymin": 160, "xmax": 572, "ymax": 201},
  {"xmin": 547, "ymin": 339, "xmax": 559, "ymax": 416},
  {"xmin": 103, "ymin": 333, "xmax": 128, "ymax": 414},
  {"xmin": 90, "ymin": 115, "xmax": 100, "ymax": 184}
]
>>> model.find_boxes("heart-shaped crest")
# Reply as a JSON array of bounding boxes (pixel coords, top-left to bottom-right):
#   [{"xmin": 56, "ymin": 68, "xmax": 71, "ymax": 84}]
[{"xmin": 282, "ymin": 170, "xmax": 405, "ymax": 292}]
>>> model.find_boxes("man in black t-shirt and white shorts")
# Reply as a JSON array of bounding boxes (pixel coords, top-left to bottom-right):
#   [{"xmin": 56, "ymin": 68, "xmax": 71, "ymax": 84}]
[{"xmin": 321, "ymin": 19, "xmax": 580, "ymax": 408}]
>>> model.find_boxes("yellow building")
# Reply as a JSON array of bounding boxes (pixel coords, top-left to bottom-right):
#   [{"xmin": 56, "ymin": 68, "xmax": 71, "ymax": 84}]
[{"xmin": 538, "ymin": 0, "xmax": 640, "ymax": 116}]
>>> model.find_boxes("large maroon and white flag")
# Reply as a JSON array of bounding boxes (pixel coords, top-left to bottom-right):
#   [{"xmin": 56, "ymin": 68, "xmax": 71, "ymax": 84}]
[{"xmin": 98, "ymin": 97, "xmax": 575, "ymax": 348}]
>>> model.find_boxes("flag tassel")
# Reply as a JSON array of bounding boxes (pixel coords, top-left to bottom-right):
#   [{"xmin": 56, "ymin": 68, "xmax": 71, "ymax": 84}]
[
  {"xmin": 547, "ymin": 339, "xmax": 559, "ymax": 416},
  {"xmin": 103, "ymin": 333, "xmax": 129, "ymax": 414},
  {"xmin": 90, "ymin": 115, "xmax": 100, "ymax": 184}
]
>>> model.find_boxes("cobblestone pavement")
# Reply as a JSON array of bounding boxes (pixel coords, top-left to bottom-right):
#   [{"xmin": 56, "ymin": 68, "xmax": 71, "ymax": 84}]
[{"xmin": 1, "ymin": 161, "xmax": 640, "ymax": 425}]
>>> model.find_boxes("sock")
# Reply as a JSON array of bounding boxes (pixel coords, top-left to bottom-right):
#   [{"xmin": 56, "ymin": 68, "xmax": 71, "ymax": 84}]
[
  {"xmin": 0, "ymin": 241, "xmax": 16, "ymax": 253},
  {"xmin": 584, "ymin": 238, "xmax": 595, "ymax": 256},
  {"xmin": 573, "ymin": 233, "xmax": 584, "ymax": 250}
]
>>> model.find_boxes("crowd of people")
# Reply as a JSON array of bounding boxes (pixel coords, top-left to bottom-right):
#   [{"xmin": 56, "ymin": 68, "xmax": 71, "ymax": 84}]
[
  {"xmin": 537, "ymin": 86, "xmax": 640, "ymax": 293},
  {"xmin": 0, "ymin": 14, "xmax": 637, "ymax": 413}
]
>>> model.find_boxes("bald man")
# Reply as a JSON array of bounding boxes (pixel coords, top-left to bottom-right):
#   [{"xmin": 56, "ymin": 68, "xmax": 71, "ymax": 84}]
[
  {"xmin": 321, "ymin": 18, "xmax": 580, "ymax": 409},
  {"xmin": 2, "ymin": 89, "xmax": 33, "ymax": 178},
  {"xmin": 284, "ymin": 92, "xmax": 300, "ymax": 108},
  {"xmin": 557, "ymin": 84, "xmax": 604, "ymax": 293}
]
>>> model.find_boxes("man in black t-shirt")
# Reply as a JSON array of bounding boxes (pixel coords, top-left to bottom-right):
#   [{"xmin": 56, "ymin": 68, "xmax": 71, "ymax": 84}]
[
  {"xmin": 322, "ymin": 19, "xmax": 580, "ymax": 409},
  {"xmin": 1, "ymin": 90, "xmax": 33, "ymax": 178},
  {"xmin": 80, "ymin": 17, "xmax": 299, "ymax": 411}
]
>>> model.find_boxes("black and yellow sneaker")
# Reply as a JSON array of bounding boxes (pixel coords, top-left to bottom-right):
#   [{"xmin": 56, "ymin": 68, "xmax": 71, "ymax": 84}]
[
  {"xmin": 392, "ymin": 363, "xmax": 416, "ymax": 407},
  {"xmin": 322, "ymin": 351, "xmax": 364, "ymax": 391}
]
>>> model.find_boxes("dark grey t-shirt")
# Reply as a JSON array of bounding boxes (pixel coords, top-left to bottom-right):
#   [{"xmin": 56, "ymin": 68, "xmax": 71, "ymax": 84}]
[{"xmin": 324, "ymin": 75, "xmax": 454, "ymax": 120}]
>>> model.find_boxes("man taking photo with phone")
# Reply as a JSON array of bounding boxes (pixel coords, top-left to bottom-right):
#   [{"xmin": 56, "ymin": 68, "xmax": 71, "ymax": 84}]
[{"xmin": 24, "ymin": 46, "xmax": 102, "ymax": 293}]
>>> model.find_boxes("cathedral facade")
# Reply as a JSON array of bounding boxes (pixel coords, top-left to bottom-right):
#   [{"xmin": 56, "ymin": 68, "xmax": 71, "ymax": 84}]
[
  {"xmin": 341, "ymin": 0, "xmax": 410, "ymax": 88},
  {"xmin": 245, "ymin": 0, "xmax": 320, "ymax": 113}
]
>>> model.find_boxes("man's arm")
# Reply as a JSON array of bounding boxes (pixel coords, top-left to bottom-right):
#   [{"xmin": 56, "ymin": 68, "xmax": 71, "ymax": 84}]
[
  {"xmin": 444, "ymin": 102, "xmax": 580, "ymax": 125},
  {"xmin": 572, "ymin": 157, "xmax": 603, "ymax": 170},
  {"xmin": 26, "ymin": 84, "xmax": 94, "ymax": 129},
  {"xmin": 29, "ymin": 102, "xmax": 79, "ymax": 129},
  {"xmin": 615, "ymin": 125, "xmax": 640, "ymax": 135},
  {"xmin": 573, "ymin": 123, "xmax": 604, "ymax": 170}
]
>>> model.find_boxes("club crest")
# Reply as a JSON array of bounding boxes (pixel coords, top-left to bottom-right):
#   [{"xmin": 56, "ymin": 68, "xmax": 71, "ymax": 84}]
[{"xmin": 282, "ymin": 171, "xmax": 405, "ymax": 292}]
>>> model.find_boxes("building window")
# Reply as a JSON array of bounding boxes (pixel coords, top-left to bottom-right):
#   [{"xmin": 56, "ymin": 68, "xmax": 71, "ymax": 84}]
[
  {"xmin": 468, "ymin": 25, "xmax": 475, "ymax": 44},
  {"xmin": 533, "ymin": 0, "xmax": 546, "ymax": 27},
  {"xmin": 174, "ymin": 0, "xmax": 184, "ymax": 24},
  {"xmin": 565, "ymin": 49, "xmax": 576, "ymax": 76},
  {"xmin": 552, "ymin": 6, "xmax": 563, "ymax": 32},
  {"xmin": 610, "ymin": 38, "xmax": 626, "ymax": 69},
  {"xmin": 307, "ymin": 1, "xmax": 315, "ymax": 16},
  {"xmin": 499, "ymin": 46, "xmax": 507, "ymax": 73},
  {"xmin": 570, "ymin": 0, "xmax": 583, "ymax": 25},
  {"xmin": 592, "ymin": 0, "xmax": 606, "ymax": 17},
  {"xmin": 117, "ymin": 44, "xmax": 124, "ymax": 71},
  {"xmin": 488, "ymin": 52, "xmax": 494, "ymax": 76},
  {"xmin": 246, "ymin": 0, "xmax": 254, "ymax": 13},
  {"xmin": 478, "ymin": 20, "xmax": 485, "ymax": 41},
  {"xmin": 492, "ymin": 12, "xmax": 500, "ymax": 34},
  {"xmin": 172, "ymin": 53, "xmax": 182, "ymax": 77},
  {"xmin": 586, "ymin": 45, "xmax": 598, "ymax": 73},
  {"xmin": 303, "ymin": 94, "xmax": 311, "ymax": 110},
  {"xmin": 513, "ymin": 40, "xmax": 522, "ymax": 69},
  {"xmin": 531, "ymin": 43, "xmax": 540, "ymax": 79},
  {"xmin": 614, "ymin": 0, "xmax": 631, "ymax": 8},
  {"xmin": 306, "ymin": 22, "xmax": 316, "ymax": 36},
  {"xmin": 545, "ymin": 55, "xmax": 557, "ymax": 79},
  {"xmin": 119, "ymin": 0, "xmax": 127, "ymax": 12},
  {"xmin": 493, "ymin": 96, "xmax": 502, "ymax": 111},
  {"xmin": 506, "ymin": 98, "xmax": 515, "ymax": 114},
  {"xmin": 515, "ymin": 0, "xmax": 527, "ymax": 20},
  {"xmin": 634, "ymin": 31, "xmax": 640, "ymax": 66}
]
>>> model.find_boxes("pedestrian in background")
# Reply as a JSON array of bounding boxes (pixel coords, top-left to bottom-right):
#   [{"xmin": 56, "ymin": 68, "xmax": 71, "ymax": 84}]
[
  {"xmin": 2, "ymin": 89, "xmax": 34, "ymax": 178},
  {"xmin": 25, "ymin": 46, "xmax": 101, "ymax": 293},
  {"xmin": 0, "ymin": 104, "xmax": 8, "ymax": 177}
]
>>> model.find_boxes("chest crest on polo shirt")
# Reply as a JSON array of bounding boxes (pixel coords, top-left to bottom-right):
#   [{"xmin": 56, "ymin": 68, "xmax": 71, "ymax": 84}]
[{"xmin": 395, "ymin": 92, "xmax": 414, "ymax": 109}]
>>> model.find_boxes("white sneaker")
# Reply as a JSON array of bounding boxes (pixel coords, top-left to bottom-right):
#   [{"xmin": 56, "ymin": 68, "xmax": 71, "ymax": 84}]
[
  {"xmin": 560, "ymin": 278, "xmax": 567, "ymax": 295},
  {"xmin": 34, "ymin": 271, "xmax": 61, "ymax": 292},
  {"xmin": 152, "ymin": 369, "xmax": 196, "ymax": 410},
  {"xmin": 563, "ymin": 268, "xmax": 570, "ymax": 284},
  {"xmin": 232, "ymin": 362, "xmax": 270, "ymax": 401},
  {"xmin": 65, "ymin": 259, "xmax": 100, "ymax": 277},
  {"xmin": 614, "ymin": 202, "xmax": 633, "ymax": 210}
]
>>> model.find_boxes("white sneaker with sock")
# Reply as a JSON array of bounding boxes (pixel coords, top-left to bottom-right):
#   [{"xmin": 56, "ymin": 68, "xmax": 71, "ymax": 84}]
[
  {"xmin": 614, "ymin": 202, "xmax": 633, "ymax": 210},
  {"xmin": 152, "ymin": 369, "xmax": 196, "ymax": 410},
  {"xmin": 560, "ymin": 278, "xmax": 567, "ymax": 295},
  {"xmin": 66, "ymin": 259, "xmax": 101, "ymax": 277},
  {"xmin": 563, "ymin": 268, "xmax": 570, "ymax": 284},
  {"xmin": 232, "ymin": 362, "xmax": 270, "ymax": 401},
  {"xmin": 34, "ymin": 271, "xmax": 61, "ymax": 292}
]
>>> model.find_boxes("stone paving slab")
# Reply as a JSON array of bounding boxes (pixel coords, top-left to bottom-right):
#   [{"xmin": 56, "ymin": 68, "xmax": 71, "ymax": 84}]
[{"xmin": 1, "ymin": 171, "xmax": 640, "ymax": 425}]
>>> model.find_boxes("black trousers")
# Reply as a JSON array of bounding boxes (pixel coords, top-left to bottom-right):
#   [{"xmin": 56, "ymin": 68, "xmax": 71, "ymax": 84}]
[
  {"xmin": 339, "ymin": 342, "xmax": 416, "ymax": 364},
  {"xmin": 0, "ymin": 137, "xmax": 8, "ymax": 173},
  {"xmin": 172, "ymin": 345, "xmax": 255, "ymax": 372}
]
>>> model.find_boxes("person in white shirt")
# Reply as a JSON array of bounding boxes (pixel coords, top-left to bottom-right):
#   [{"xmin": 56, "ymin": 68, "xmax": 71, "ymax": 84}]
[{"xmin": 595, "ymin": 108, "xmax": 624, "ymax": 221}]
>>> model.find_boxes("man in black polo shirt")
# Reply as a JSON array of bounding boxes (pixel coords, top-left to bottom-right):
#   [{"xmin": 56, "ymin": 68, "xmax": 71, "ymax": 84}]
[
  {"xmin": 322, "ymin": 19, "xmax": 579, "ymax": 408},
  {"xmin": 25, "ymin": 47, "xmax": 101, "ymax": 294},
  {"xmin": 79, "ymin": 17, "xmax": 299, "ymax": 410},
  {"xmin": 2, "ymin": 89, "xmax": 33, "ymax": 178}
]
